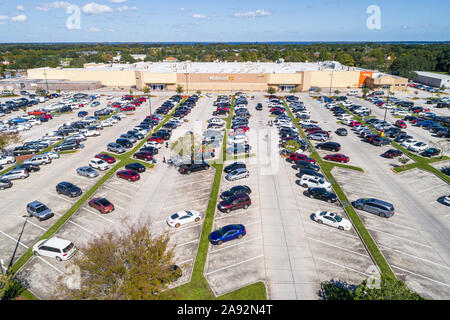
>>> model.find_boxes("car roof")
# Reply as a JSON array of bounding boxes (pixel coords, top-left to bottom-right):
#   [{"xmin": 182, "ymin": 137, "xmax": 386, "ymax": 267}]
[{"xmin": 43, "ymin": 237, "xmax": 72, "ymax": 249}]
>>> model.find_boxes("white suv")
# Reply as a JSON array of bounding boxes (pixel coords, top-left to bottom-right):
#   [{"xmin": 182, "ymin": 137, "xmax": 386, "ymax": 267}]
[
  {"xmin": 89, "ymin": 159, "xmax": 110, "ymax": 170},
  {"xmin": 0, "ymin": 155, "xmax": 16, "ymax": 166},
  {"xmin": 33, "ymin": 237, "xmax": 77, "ymax": 262},
  {"xmin": 299, "ymin": 176, "xmax": 331, "ymax": 190}
]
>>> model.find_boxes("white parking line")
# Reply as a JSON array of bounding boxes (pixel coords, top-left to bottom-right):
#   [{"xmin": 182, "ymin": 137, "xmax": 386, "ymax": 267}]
[
  {"xmin": 0, "ymin": 230, "xmax": 29, "ymax": 248},
  {"xmin": 169, "ymin": 223, "xmax": 201, "ymax": 233},
  {"xmin": 36, "ymin": 256, "xmax": 65, "ymax": 275},
  {"xmin": 177, "ymin": 258, "xmax": 193, "ymax": 266},
  {"xmin": 102, "ymin": 185, "xmax": 132, "ymax": 197},
  {"xmin": 174, "ymin": 239, "xmax": 198, "ymax": 248},
  {"xmin": 391, "ymin": 264, "xmax": 450, "ymax": 288},
  {"xmin": 209, "ymin": 236, "xmax": 263, "ymax": 254},
  {"xmin": 163, "ymin": 195, "xmax": 211, "ymax": 210},
  {"xmin": 19, "ymin": 216, "xmax": 46, "ymax": 231},
  {"xmin": 205, "ymin": 254, "xmax": 264, "ymax": 276},
  {"xmin": 304, "ymin": 221, "xmax": 361, "ymax": 239},
  {"xmin": 47, "ymin": 192, "xmax": 75, "ymax": 204},
  {"xmin": 418, "ymin": 184, "xmax": 448, "ymax": 194},
  {"xmin": 67, "ymin": 220, "xmax": 100, "ymax": 238},
  {"xmin": 314, "ymin": 256, "xmax": 371, "ymax": 277},
  {"xmin": 366, "ymin": 226, "xmax": 432, "ymax": 248},
  {"xmin": 306, "ymin": 236, "xmax": 370, "ymax": 258},
  {"xmin": 81, "ymin": 207, "xmax": 115, "ymax": 224},
  {"xmin": 379, "ymin": 244, "xmax": 450, "ymax": 271}
]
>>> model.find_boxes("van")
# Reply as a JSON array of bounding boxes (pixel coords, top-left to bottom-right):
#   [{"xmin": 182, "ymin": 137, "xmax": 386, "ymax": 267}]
[
  {"xmin": 347, "ymin": 90, "xmax": 359, "ymax": 96},
  {"xmin": 23, "ymin": 154, "xmax": 52, "ymax": 165},
  {"xmin": 352, "ymin": 198, "xmax": 395, "ymax": 218},
  {"xmin": 33, "ymin": 237, "xmax": 77, "ymax": 262}
]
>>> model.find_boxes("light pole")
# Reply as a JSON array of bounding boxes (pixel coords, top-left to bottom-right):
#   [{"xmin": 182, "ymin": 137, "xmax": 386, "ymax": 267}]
[
  {"xmin": 185, "ymin": 72, "xmax": 189, "ymax": 95},
  {"xmin": 381, "ymin": 87, "xmax": 391, "ymax": 136},
  {"xmin": 329, "ymin": 67, "xmax": 335, "ymax": 97}
]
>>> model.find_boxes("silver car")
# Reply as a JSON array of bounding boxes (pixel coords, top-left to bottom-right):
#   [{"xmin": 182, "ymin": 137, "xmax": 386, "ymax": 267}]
[
  {"xmin": 27, "ymin": 201, "xmax": 54, "ymax": 221},
  {"xmin": 77, "ymin": 166, "xmax": 99, "ymax": 178},
  {"xmin": 1, "ymin": 169, "xmax": 29, "ymax": 180},
  {"xmin": 0, "ymin": 178, "xmax": 12, "ymax": 190},
  {"xmin": 107, "ymin": 142, "xmax": 126, "ymax": 154},
  {"xmin": 225, "ymin": 168, "xmax": 250, "ymax": 181}
]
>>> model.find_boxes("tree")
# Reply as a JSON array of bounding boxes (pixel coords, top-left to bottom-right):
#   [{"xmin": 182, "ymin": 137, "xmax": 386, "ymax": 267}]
[
  {"xmin": 196, "ymin": 90, "xmax": 202, "ymax": 95},
  {"xmin": 142, "ymin": 86, "xmax": 150, "ymax": 94},
  {"xmin": 0, "ymin": 133, "xmax": 20, "ymax": 154},
  {"xmin": 267, "ymin": 86, "xmax": 276, "ymax": 95},
  {"xmin": 176, "ymin": 85, "xmax": 184, "ymax": 94},
  {"xmin": 129, "ymin": 89, "xmax": 134, "ymax": 96},
  {"xmin": 170, "ymin": 133, "xmax": 203, "ymax": 158},
  {"xmin": 0, "ymin": 273, "xmax": 26, "ymax": 300},
  {"xmin": 362, "ymin": 88, "xmax": 370, "ymax": 98},
  {"xmin": 334, "ymin": 89, "xmax": 341, "ymax": 95},
  {"xmin": 397, "ymin": 157, "xmax": 410, "ymax": 168},
  {"xmin": 54, "ymin": 221, "xmax": 179, "ymax": 300}
]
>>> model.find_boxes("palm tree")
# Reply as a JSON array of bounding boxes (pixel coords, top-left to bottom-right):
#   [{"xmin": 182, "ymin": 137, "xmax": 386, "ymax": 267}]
[
  {"xmin": 176, "ymin": 85, "xmax": 184, "ymax": 94},
  {"xmin": 267, "ymin": 86, "xmax": 276, "ymax": 95},
  {"xmin": 362, "ymin": 88, "xmax": 370, "ymax": 98},
  {"xmin": 142, "ymin": 86, "xmax": 150, "ymax": 94}
]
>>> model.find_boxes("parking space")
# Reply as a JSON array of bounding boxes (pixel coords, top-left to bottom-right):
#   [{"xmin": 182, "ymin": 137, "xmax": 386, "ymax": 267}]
[{"xmin": 333, "ymin": 167, "xmax": 450, "ymax": 300}]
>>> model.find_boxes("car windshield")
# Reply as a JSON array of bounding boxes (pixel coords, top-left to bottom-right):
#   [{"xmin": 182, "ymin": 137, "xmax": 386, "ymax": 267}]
[
  {"xmin": 318, "ymin": 179, "xmax": 325, "ymax": 184},
  {"xmin": 35, "ymin": 204, "xmax": 49, "ymax": 213},
  {"xmin": 335, "ymin": 215, "xmax": 342, "ymax": 222},
  {"xmin": 171, "ymin": 213, "xmax": 179, "ymax": 219},
  {"xmin": 63, "ymin": 242, "xmax": 74, "ymax": 253},
  {"xmin": 98, "ymin": 199, "xmax": 110, "ymax": 206}
]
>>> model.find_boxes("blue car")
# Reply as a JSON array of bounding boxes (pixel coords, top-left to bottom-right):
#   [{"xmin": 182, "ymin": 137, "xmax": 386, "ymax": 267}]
[
  {"xmin": 209, "ymin": 224, "xmax": 246, "ymax": 245},
  {"xmin": 91, "ymin": 101, "xmax": 100, "ymax": 107},
  {"xmin": 78, "ymin": 111, "xmax": 88, "ymax": 118}
]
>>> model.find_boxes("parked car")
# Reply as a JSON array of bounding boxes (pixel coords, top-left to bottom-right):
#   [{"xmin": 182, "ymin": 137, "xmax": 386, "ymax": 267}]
[
  {"xmin": 27, "ymin": 200, "xmax": 54, "ymax": 221},
  {"xmin": 312, "ymin": 211, "xmax": 352, "ymax": 231},
  {"xmin": 15, "ymin": 163, "xmax": 40, "ymax": 173},
  {"xmin": 76, "ymin": 166, "xmax": 99, "ymax": 178},
  {"xmin": 224, "ymin": 162, "xmax": 246, "ymax": 173},
  {"xmin": 0, "ymin": 155, "xmax": 16, "ymax": 166},
  {"xmin": 56, "ymin": 182, "xmax": 82, "ymax": 198},
  {"xmin": 107, "ymin": 142, "xmax": 126, "ymax": 154},
  {"xmin": 1, "ymin": 168, "xmax": 29, "ymax": 180},
  {"xmin": 33, "ymin": 237, "xmax": 76, "ymax": 262},
  {"xmin": 209, "ymin": 224, "xmax": 246, "ymax": 245},
  {"xmin": 382, "ymin": 149, "xmax": 403, "ymax": 158},
  {"xmin": 116, "ymin": 170, "xmax": 140, "ymax": 182},
  {"xmin": 304, "ymin": 187, "xmax": 338, "ymax": 203},
  {"xmin": 298, "ymin": 176, "xmax": 331, "ymax": 189},
  {"xmin": 421, "ymin": 148, "xmax": 440, "ymax": 157},
  {"xmin": 217, "ymin": 193, "xmax": 251, "ymax": 213},
  {"xmin": 316, "ymin": 142, "xmax": 341, "ymax": 152},
  {"xmin": 352, "ymin": 198, "xmax": 395, "ymax": 218},
  {"xmin": 95, "ymin": 153, "xmax": 116, "ymax": 164},
  {"xmin": 225, "ymin": 168, "xmax": 249, "ymax": 181},
  {"xmin": 89, "ymin": 159, "xmax": 110, "ymax": 171},
  {"xmin": 324, "ymin": 153, "xmax": 349, "ymax": 163},
  {"xmin": 133, "ymin": 151, "xmax": 153, "ymax": 161},
  {"xmin": 88, "ymin": 198, "xmax": 114, "ymax": 214},
  {"xmin": 0, "ymin": 178, "xmax": 12, "ymax": 190},
  {"xmin": 294, "ymin": 160, "xmax": 320, "ymax": 172},
  {"xmin": 178, "ymin": 162, "xmax": 210, "ymax": 174},
  {"xmin": 220, "ymin": 185, "xmax": 252, "ymax": 200},
  {"xmin": 167, "ymin": 210, "xmax": 202, "ymax": 228}
]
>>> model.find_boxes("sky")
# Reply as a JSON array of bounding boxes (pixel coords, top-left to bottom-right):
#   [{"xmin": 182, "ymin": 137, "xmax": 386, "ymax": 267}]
[{"xmin": 0, "ymin": 0, "xmax": 449, "ymax": 43}]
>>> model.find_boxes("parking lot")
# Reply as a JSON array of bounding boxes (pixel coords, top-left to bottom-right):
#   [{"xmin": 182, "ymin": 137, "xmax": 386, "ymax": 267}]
[{"xmin": 12, "ymin": 94, "xmax": 222, "ymax": 298}]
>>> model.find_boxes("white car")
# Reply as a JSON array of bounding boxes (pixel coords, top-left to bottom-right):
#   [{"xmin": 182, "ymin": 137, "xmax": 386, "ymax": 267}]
[
  {"xmin": 443, "ymin": 195, "xmax": 450, "ymax": 206},
  {"xmin": 339, "ymin": 114, "xmax": 353, "ymax": 121},
  {"xmin": 145, "ymin": 141, "xmax": 162, "ymax": 149},
  {"xmin": 42, "ymin": 152, "xmax": 60, "ymax": 160},
  {"xmin": 134, "ymin": 127, "xmax": 148, "ymax": 135},
  {"xmin": 299, "ymin": 176, "xmax": 331, "ymax": 189},
  {"xmin": 100, "ymin": 119, "xmax": 113, "ymax": 127},
  {"xmin": 401, "ymin": 139, "xmax": 419, "ymax": 149},
  {"xmin": 313, "ymin": 211, "xmax": 352, "ymax": 231},
  {"xmin": 166, "ymin": 210, "xmax": 201, "ymax": 228},
  {"xmin": 347, "ymin": 90, "xmax": 359, "ymax": 96},
  {"xmin": 208, "ymin": 118, "xmax": 226, "ymax": 126},
  {"xmin": 227, "ymin": 135, "xmax": 248, "ymax": 145},
  {"xmin": 408, "ymin": 141, "xmax": 428, "ymax": 152},
  {"xmin": 0, "ymin": 155, "xmax": 16, "ymax": 165},
  {"xmin": 308, "ymin": 133, "xmax": 328, "ymax": 141},
  {"xmin": 89, "ymin": 158, "xmax": 110, "ymax": 170},
  {"xmin": 33, "ymin": 237, "xmax": 76, "ymax": 262},
  {"xmin": 106, "ymin": 95, "xmax": 114, "ymax": 100},
  {"xmin": 381, "ymin": 104, "xmax": 395, "ymax": 109},
  {"xmin": 80, "ymin": 128, "xmax": 101, "ymax": 137},
  {"xmin": 392, "ymin": 110, "xmax": 410, "ymax": 117}
]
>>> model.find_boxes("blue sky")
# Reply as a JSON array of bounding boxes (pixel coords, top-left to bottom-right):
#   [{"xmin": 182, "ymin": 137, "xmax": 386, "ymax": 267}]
[{"xmin": 0, "ymin": 0, "xmax": 449, "ymax": 42}]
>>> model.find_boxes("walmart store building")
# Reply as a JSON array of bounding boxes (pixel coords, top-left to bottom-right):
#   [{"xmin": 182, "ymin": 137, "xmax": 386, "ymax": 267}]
[{"xmin": 27, "ymin": 61, "xmax": 408, "ymax": 93}]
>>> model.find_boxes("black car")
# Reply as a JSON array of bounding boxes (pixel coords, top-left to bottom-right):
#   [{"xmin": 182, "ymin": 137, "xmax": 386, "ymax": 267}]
[
  {"xmin": 255, "ymin": 103, "xmax": 263, "ymax": 110},
  {"xmin": 125, "ymin": 162, "xmax": 146, "ymax": 173},
  {"xmin": 220, "ymin": 185, "xmax": 252, "ymax": 200},
  {"xmin": 54, "ymin": 142, "xmax": 81, "ymax": 152},
  {"xmin": 304, "ymin": 187, "xmax": 338, "ymax": 203},
  {"xmin": 178, "ymin": 162, "xmax": 210, "ymax": 174},
  {"xmin": 293, "ymin": 160, "xmax": 320, "ymax": 172},
  {"xmin": 13, "ymin": 146, "xmax": 39, "ymax": 156},
  {"xmin": 394, "ymin": 134, "xmax": 412, "ymax": 143},
  {"xmin": 335, "ymin": 128, "xmax": 348, "ymax": 136},
  {"xmin": 442, "ymin": 167, "xmax": 450, "ymax": 176},
  {"xmin": 15, "ymin": 163, "xmax": 40, "ymax": 173},
  {"xmin": 140, "ymin": 147, "xmax": 158, "ymax": 155},
  {"xmin": 56, "ymin": 182, "xmax": 82, "ymax": 198},
  {"xmin": 116, "ymin": 138, "xmax": 133, "ymax": 148},
  {"xmin": 316, "ymin": 142, "xmax": 341, "ymax": 152},
  {"xmin": 297, "ymin": 168, "xmax": 324, "ymax": 179},
  {"xmin": 127, "ymin": 130, "xmax": 144, "ymax": 140},
  {"xmin": 421, "ymin": 148, "xmax": 440, "ymax": 158},
  {"xmin": 224, "ymin": 162, "xmax": 246, "ymax": 173}
]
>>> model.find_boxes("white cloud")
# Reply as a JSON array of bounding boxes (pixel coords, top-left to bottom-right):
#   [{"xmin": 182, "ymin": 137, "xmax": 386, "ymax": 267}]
[
  {"xmin": 117, "ymin": 6, "xmax": 137, "ymax": 12},
  {"xmin": 192, "ymin": 14, "xmax": 206, "ymax": 19},
  {"xmin": 82, "ymin": 2, "xmax": 114, "ymax": 15},
  {"xmin": 35, "ymin": 1, "xmax": 72, "ymax": 11},
  {"xmin": 233, "ymin": 9, "xmax": 272, "ymax": 18},
  {"xmin": 177, "ymin": 8, "xmax": 185, "ymax": 11},
  {"xmin": 17, "ymin": 5, "xmax": 25, "ymax": 11},
  {"xmin": 110, "ymin": 0, "xmax": 127, "ymax": 3},
  {"xmin": 11, "ymin": 15, "xmax": 27, "ymax": 22},
  {"xmin": 0, "ymin": 15, "xmax": 9, "ymax": 20},
  {"xmin": 86, "ymin": 27, "xmax": 101, "ymax": 32}
]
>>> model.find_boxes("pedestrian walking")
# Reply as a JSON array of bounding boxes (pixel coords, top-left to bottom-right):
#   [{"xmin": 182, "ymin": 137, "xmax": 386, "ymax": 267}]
[
  {"xmin": 152, "ymin": 157, "xmax": 156, "ymax": 165},
  {"xmin": 165, "ymin": 142, "xmax": 169, "ymax": 148},
  {"xmin": 163, "ymin": 156, "xmax": 166, "ymax": 163}
]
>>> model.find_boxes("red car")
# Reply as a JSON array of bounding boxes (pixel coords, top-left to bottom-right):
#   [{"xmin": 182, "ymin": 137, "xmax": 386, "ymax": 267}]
[
  {"xmin": 137, "ymin": 97, "xmax": 147, "ymax": 102},
  {"xmin": 382, "ymin": 149, "xmax": 403, "ymax": 158},
  {"xmin": 270, "ymin": 107, "xmax": 285, "ymax": 112},
  {"xmin": 28, "ymin": 110, "xmax": 46, "ymax": 116},
  {"xmin": 133, "ymin": 151, "xmax": 153, "ymax": 161},
  {"xmin": 233, "ymin": 125, "xmax": 250, "ymax": 132},
  {"xmin": 411, "ymin": 118, "xmax": 423, "ymax": 124},
  {"xmin": 147, "ymin": 136, "xmax": 164, "ymax": 143},
  {"xmin": 41, "ymin": 114, "xmax": 53, "ymax": 119},
  {"xmin": 112, "ymin": 102, "xmax": 122, "ymax": 108},
  {"xmin": 89, "ymin": 198, "xmax": 114, "ymax": 214},
  {"xmin": 313, "ymin": 130, "xmax": 330, "ymax": 137},
  {"xmin": 121, "ymin": 106, "xmax": 136, "ymax": 112},
  {"xmin": 394, "ymin": 120, "xmax": 407, "ymax": 128},
  {"xmin": 95, "ymin": 153, "xmax": 116, "ymax": 164},
  {"xmin": 288, "ymin": 153, "xmax": 316, "ymax": 164},
  {"xmin": 116, "ymin": 170, "xmax": 140, "ymax": 182},
  {"xmin": 324, "ymin": 153, "xmax": 350, "ymax": 163},
  {"xmin": 305, "ymin": 127, "xmax": 322, "ymax": 134},
  {"xmin": 364, "ymin": 134, "xmax": 378, "ymax": 143},
  {"xmin": 349, "ymin": 121, "xmax": 363, "ymax": 127},
  {"xmin": 217, "ymin": 107, "xmax": 230, "ymax": 112}
]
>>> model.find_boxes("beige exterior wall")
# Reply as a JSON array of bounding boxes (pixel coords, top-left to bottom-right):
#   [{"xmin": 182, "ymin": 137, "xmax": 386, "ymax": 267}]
[
  {"xmin": 176, "ymin": 73, "xmax": 268, "ymax": 92},
  {"xmin": 365, "ymin": 75, "xmax": 408, "ymax": 91},
  {"xmin": 307, "ymin": 70, "xmax": 361, "ymax": 89},
  {"xmin": 136, "ymin": 71, "xmax": 177, "ymax": 90}
]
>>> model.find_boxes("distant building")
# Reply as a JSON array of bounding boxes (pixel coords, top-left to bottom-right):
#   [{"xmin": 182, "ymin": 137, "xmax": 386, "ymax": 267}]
[
  {"xmin": 1, "ymin": 60, "xmax": 10, "ymax": 65},
  {"xmin": 414, "ymin": 71, "xmax": 450, "ymax": 89},
  {"xmin": 163, "ymin": 57, "xmax": 178, "ymax": 62},
  {"xmin": 131, "ymin": 54, "xmax": 146, "ymax": 61}
]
